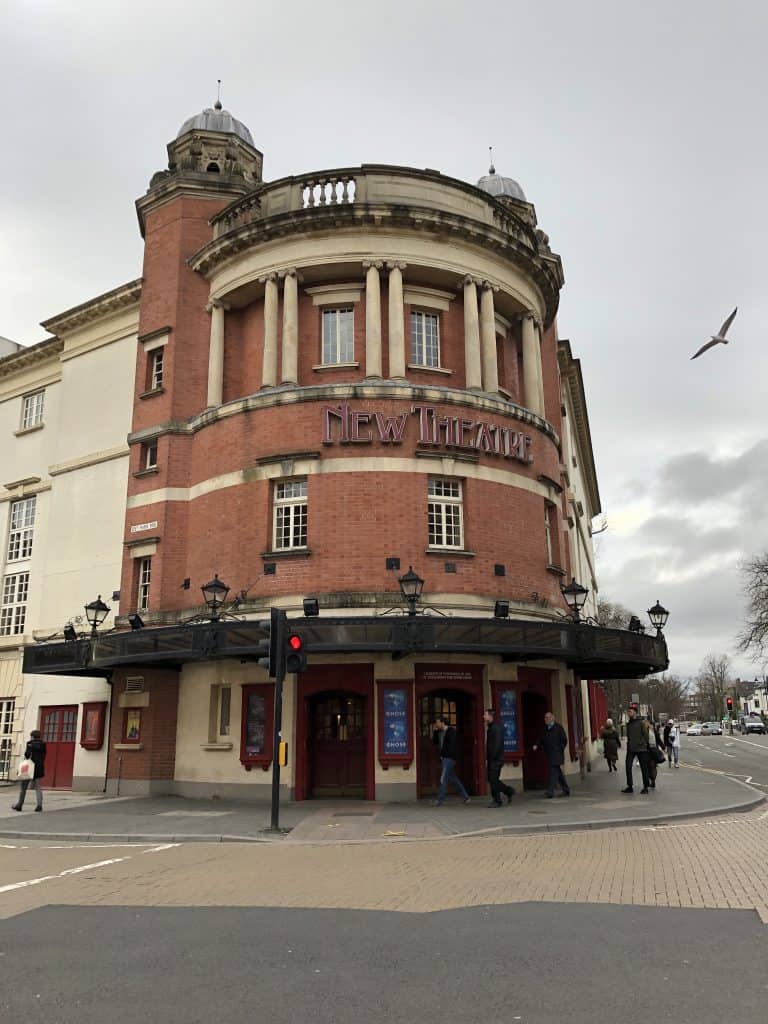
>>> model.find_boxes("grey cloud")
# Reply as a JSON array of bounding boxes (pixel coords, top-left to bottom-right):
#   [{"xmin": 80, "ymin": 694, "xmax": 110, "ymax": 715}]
[{"xmin": 655, "ymin": 440, "xmax": 768, "ymax": 506}]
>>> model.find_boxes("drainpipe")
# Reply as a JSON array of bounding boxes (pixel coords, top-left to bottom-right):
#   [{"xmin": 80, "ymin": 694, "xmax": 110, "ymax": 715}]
[{"xmin": 102, "ymin": 671, "xmax": 114, "ymax": 794}]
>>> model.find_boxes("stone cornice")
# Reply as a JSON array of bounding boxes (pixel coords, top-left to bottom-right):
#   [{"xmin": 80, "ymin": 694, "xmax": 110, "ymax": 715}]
[
  {"xmin": 557, "ymin": 339, "xmax": 601, "ymax": 516},
  {"xmin": 126, "ymin": 379, "xmax": 560, "ymax": 448},
  {"xmin": 0, "ymin": 337, "xmax": 63, "ymax": 379},
  {"xmin": 135, "ymin": 176, "xmax": 253, "ymax": 238},
  {"xmin": 41, "ymin": 280, "xmax": 142, "ymax": 337}
]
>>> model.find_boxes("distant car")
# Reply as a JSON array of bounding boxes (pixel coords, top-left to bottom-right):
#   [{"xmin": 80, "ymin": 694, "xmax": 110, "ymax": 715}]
[
  {"xmin": 687, "ymin": 723, "xmax": 703, "ymax": 736},
  {"xmin": 701, "ymin": 722, "xmax": 723, "ymax": 735},
  {"xmin": 742, "ymin": 718, "xmax": 767, "ymax": 735}
]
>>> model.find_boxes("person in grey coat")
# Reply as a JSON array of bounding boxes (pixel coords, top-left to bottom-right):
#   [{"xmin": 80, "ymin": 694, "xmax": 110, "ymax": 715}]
[{"xmin": 12, "ymin": 729, "xmax": 46, "ymax": 812}]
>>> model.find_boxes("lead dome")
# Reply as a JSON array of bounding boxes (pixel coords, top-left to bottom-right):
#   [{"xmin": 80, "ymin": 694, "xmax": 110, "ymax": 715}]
[
  {"xmin": 176, "ymin": 101, "xmax": 255, "ymax": 147},
  {"xmin": 476, "ymin": 162, "xmax": 526, "ymax": 202}
]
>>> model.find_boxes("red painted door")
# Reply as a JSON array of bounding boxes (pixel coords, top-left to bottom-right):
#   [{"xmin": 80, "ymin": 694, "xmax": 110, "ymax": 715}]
[
  {"xmin": 417, "ymin": 692, "xmax": 475, "ymax": 797},
  {"xmin": 521, "ymin": 691, "xmax": 549, "ymax": 789},
  {"xmin": 40, "ymin": 705, "xmax": 78, "ymax": 788},
  {"xmin": 309, "ymin": 693, "xmax": 367, "ymax": 797}
]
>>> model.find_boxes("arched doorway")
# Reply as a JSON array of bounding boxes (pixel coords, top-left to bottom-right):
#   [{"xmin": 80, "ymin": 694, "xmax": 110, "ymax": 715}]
[{"xmin": 308, "ymin": 691, "xmax": 367, "ymax": 798}]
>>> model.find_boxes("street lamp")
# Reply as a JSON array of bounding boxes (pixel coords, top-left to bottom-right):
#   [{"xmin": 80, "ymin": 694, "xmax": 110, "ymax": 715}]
[
  {"xmin": 84, "ymin": 595, "xmax": 110, "ymax": 637},
  {"xmin": 561, "ymin": 578, "xmax": 589, "ymax": 623},
  {"xmin": 201, "ymin": 575, "xmax": 230, "ymax": 621},
  {"xmin": 398, "ymin": 566, "xmax": 424, "ymax": 617},
  {"xmin": 646, "ymin": 600, "xmax": 670, "ymax": 637}
]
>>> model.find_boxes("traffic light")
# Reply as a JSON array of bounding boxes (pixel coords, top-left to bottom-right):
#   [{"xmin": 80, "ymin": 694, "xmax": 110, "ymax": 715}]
[
  {"xmin": 285, "ymin": 631, "xmax": 307, "ymax": 673},
  {"xmin": 726, "ymin": 696, "xmax": 733, "ymax": 711},
  {"xmin": 257, "ymin": 607, "xmax": 285, "ymax": 678}
]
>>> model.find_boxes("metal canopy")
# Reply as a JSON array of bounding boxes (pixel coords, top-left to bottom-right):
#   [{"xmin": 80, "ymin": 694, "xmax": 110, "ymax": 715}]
[{"xmin": 23, "ymin": 615, "xmax": 668, "ymax": 680}]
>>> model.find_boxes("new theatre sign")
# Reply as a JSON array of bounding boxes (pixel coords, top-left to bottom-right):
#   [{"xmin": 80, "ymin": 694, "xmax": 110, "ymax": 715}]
[{"xmin": 322, "ymin": 403, "xmax": 533, "ymax": 464}]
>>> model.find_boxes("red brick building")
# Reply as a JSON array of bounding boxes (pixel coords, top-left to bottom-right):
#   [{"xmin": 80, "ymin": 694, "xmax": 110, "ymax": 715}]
[{"xmin": 25, "ymin": 102, "xmax": 667, "ymax": 800}]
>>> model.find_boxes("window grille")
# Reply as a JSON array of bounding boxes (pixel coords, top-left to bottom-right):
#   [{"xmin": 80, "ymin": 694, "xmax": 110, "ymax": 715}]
[
  {"xmin": 321, "ymin": 308, "xmax": 354, "ymax": 364},
  {"xmin": 150, "ymin": 349, "xmax": 164, "ymax": 389},
  {"xmin": 0, "ymin": 698, "xmax": 15, "ymax": 781},
  {"xmin": 21, "ymin": 391, "xmax": 45, "ymax": 429},
  {"xmin": 7, "ymin": 496, "xmax": 36, "ymax": 561},
  {"xmin": 274, "ymin": 480, "xmax": 308, "ymax": 550},
  {"xmin": 410, "ymin": 311, "xmax": 440, "ymax": 367},
  {"xmin": 0, "ymin": 572, "xmax": 29, "ymax": 635},
  {"xmin": 137, "ymin": 558, "xmax": 151, "ymax": 612}
]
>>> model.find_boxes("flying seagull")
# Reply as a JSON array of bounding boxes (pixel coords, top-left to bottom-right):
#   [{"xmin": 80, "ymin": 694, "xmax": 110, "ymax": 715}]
[{"xmin": 690, "ymin": 307, "xmax": 738, "ymax": 360}]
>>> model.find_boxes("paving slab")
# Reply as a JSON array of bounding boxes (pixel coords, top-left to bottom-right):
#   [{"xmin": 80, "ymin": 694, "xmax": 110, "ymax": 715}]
[{"xmin": 0, "ymin": 759, "xmax": 762, "ymax": 844}]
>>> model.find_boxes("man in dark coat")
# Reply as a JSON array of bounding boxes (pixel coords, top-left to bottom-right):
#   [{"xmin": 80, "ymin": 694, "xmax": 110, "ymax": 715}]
[
  {"xmin": 12, "ymin": 729, "xmax": 46, "ymax": 812},
  {"xmin": 533, "ymin": 711, "xmax": 570, "ymax": 797},
  {"xmin": 484, "ymin": 708, "xmax": 515, "ymax": 807},
  {"xmin": 622, "ymin": 707, "xmax": 651, "ymax": 794},
  {"xmin": 432, "ymin": 714, "xmax": 470, "ymax": 806}
]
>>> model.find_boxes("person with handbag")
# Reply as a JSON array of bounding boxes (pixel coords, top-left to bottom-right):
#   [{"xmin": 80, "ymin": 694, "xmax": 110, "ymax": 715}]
[
  {"xmin": 12, "ymin": 729, "xmax": 46, "ymax": 812},
  {"xmin": 646, "ymin": 718, "xmax": 664, "ymax": 788}
]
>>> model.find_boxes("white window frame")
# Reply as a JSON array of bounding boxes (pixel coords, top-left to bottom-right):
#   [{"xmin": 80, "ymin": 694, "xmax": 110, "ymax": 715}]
[
  {"xmin": 137, "ymin": 557, "xmax": 151, "ymax": 612},
  {"xmin": 410, "ymin": 310, "xmax": 441, "ymax": 368},
  {"xmin": 1, "ymin": 572, "xmax": 29, "ymax": 636},
  {"xmin": 427, "ymin": 478, "xmax": 463, "ymax": 549},
  {"xmin": 7, "ymin": 496, "xmax": 36, "ymax": 562},
  {"xmin": 218, "ymin": 686, "xmax": 231, "ymax": 738},
  {"xmin": 0, "ymin": 697, "xmax": 14, "ymax": 781},
  {"xmin": 150, "ymin": 349, "xmax": 164, "ymax": 390},
  {"xmin": 321, "ymin": 307, "xmax": 354, "ymax": 365},
  {"xmin": 21, "ymin": 390, "xmax": 45, "ymax": 430},
  {"xmin": 544, "ymin": 502, "xmax": 555, "ymax": 565},
  {"xmin": 273, "ymin": 480, "xmax": 308, "ymax": 551},
  {"xmin": 144, "ymin": 442, "xmax": 158, "ymax": 470}
]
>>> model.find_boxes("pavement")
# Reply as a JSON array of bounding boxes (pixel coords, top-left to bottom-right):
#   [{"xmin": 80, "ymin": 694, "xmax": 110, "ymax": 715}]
[{"xmin": 0, "ymin": 757, "xmax": 763, "ymax": 843}]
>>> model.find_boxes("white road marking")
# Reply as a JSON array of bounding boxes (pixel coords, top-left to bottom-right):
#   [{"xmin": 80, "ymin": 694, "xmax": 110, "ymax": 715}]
[
  {"xmin": 0, "ymin": 856, "xmax": 131, "ymax": 895},
  {"xmin": 726, "ymin": 736, "xmax": 768, "ymax": 752}
]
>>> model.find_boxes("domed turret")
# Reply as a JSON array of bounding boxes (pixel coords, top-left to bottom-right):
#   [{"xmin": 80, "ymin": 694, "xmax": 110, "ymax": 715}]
[
  {"xmin": 476, "ymin": 161, "xmax": 527, "ymax": 202},
  {"xmin": 176, "ymin": 99, "xmax": 255, "ymax": 148}
]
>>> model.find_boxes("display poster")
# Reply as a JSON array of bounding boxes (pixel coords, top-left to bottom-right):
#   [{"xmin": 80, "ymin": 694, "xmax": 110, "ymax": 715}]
[
  {"xmin": 382, "ymin": 688, "xmax": 409, "ymax": 757},
  {"xmin": 83, "ymin": 707, "xmax": 101, "ymax": 745},
  {"xmin": 125, "ymin": 709, "xmax": 141, "ymax": 742},
  {"xmin": 245, "ymin": 693, "xmax": 266, "ymax": 756},
  {"xmin": 498, "ymin": 689, "xmax": 518, "ymax": 752}
]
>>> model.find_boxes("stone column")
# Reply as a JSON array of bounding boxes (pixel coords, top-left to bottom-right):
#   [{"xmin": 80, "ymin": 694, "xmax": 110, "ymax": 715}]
[
  {"xmin": 521, "ymin": 313, "xmax": 544, "ymax": 417},
  {"xmin": 534, "ymin": 319, "xmax": 547, "ymax": 416},
  {"xmin": 281, "ymin": 269, "xmax": 299, "ymax": 385},
  {"xmin": 479, "ymin": 282, "xmax": 499, "ymax": 394},
  {"xmin": 206, "ymin": 299, "xmax": 227, "ymax": 407},
  {"xmin": 261, "ymin": 273, "xmax": 278, "ymax": 387},
  {"xmin": 462, "ymin": 276, "xmax": 482, "ymax": 390},
  {"xmin": 363, "ymin": 260, "xmax": 383, "ymax": 378},
  {"xmin": 387, "ymin": 261, "xmax": 406, "ymax": 378}
]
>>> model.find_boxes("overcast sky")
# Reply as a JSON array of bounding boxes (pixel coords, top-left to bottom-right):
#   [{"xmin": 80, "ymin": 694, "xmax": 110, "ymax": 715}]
[{"xmin": 2, "ymin": 0, "xmax": 766, "ymax": 683}]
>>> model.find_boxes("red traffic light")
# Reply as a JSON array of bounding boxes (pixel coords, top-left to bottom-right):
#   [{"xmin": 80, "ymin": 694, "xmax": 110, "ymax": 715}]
[
  {"xmin": 726, "ymin": 697, "xmax": 733, "ymax": 709},
  {"xmin": 288, "ymin": 634, "xmax": 303, "ymax": 651}
]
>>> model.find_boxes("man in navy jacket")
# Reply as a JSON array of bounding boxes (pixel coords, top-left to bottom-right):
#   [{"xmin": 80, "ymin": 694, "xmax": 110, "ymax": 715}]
[{"xmin": 533, "ymin": 712, "xmax": 570, "ymax": 798}]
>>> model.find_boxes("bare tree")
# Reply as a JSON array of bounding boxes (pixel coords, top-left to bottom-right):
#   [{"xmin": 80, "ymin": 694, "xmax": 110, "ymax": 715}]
[
  {"xmin": 738, "ymin": 552, "xmax": 768, "ymax": 663},
  {"xmin": 696, "ymin": 653, "xmax": 732, "ymax": 721},
  {"xmin": 644, "ymin": 674, "xmax": 689, "ymax": 719},
  {"xmin": 597, "ymin": 598, "xmax": 637, "ymax": 720}
]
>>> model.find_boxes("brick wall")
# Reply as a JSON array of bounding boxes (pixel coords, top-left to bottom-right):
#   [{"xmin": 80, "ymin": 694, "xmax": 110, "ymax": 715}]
[{"xmin": 106, "ymin": 668, "xmax": 180, "ymax": 783}]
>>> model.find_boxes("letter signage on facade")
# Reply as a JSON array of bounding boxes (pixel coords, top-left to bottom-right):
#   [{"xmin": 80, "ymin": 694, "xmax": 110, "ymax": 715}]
[{"xmin": 322, "ymin": 402, "xmax": 532, "ymax": 464}]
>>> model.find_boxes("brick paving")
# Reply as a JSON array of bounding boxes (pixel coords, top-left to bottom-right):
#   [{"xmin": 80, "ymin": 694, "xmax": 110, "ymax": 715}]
[{"xmin": 2, "ymin": 805, "xmax": 767, "ymax": 925}]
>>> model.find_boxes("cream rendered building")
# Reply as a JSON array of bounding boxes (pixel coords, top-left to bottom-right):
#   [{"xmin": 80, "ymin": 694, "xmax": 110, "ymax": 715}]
[{"xmin": 0, "ymin": 282, "xmax": 139, "ymax": 788}]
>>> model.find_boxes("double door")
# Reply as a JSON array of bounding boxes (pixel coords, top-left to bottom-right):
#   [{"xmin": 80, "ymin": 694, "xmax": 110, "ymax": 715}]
[
  {"xmin": 309, "ymin": 692, "xmax": 367, "ymax": 797},
  {"xmin": 40, "ymin": 705, "xmax": 78, "ymax": 788}
]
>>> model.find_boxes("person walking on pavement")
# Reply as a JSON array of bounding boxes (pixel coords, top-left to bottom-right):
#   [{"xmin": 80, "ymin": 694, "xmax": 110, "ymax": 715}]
[
  {"xmin": 662, "ymin": 720, "xmax": 672, "ymax": 758},
  {"xmin": 431, "ymin": 714, "xmax": 470, "ymax": 806},
  {"xmin": 667, "ymin": 719, "xmax": 680, "ymax": 767},
  {"xmin": 533, "ymin": 711, "xmax": 570, "ymax": 798},
  {"xmin": 484, "ymin": 708, "xmax": 515, "ymax": 807},
  {"xmin": 646, "ymin": 718, "xmax": 663, "ymax": 789},
  {"xmin": 622, "ymin": 707, "xmax": 651, "ymax": 794},
  {"xmin": 600, "ymin": 718, "xmax": 621, "ymax": 772},
  {"xmin": 11, "ymin": 729, "xmax": 46, "ymax": 812}
]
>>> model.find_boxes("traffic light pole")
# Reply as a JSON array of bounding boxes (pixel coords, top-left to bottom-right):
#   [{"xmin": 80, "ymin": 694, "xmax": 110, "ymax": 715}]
[{"xmin": 269, "ymin": 609, "xmax": 286, "ymax": 832}]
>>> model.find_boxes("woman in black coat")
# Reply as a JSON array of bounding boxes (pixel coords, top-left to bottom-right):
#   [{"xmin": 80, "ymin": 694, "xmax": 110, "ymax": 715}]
[
  {"xmin": 12, "ymin": 729, "xmax": 46, "ymax": 812},
  {"xmin": 600, "ymin": 718, "xmax": 621, "ymax": 773}
]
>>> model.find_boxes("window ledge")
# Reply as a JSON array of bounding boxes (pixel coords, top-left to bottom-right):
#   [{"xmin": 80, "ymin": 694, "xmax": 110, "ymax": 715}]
[
  {"xmin": 546, "ymin": 564, "xmax": 566, "ymax": 577},
  {"xmin": 261, "ymin": 548, "xmax": 312, "ymax": 560},
  {"xmin": 407, "ymin": 364, "xmax": 453, "ymax": 376},
  {"xmin": 133, "ymin": 466, "xmax": 159, "ymax": 478},
  {"xmin": 0, "ymin": 633, "xmax": 28, "ymax": 648},
  {"xmin": 114, "ymin": 743, "xmax": 143, "ymax": 751},
  {"xmin": 425, "ymin": 547, "xmax": 475, "ymax": 558},
  {"xmin": 202, "ymin": 742, "xmax": 234, "ymax": 751},
  {"xmin": 139, "ymin": 386, "xmax": 165, "ymax": 400},
  {"xmin": 13, "ymin": 423, "xmax": 44, "ymax": 437},
  {"xmin": 312, "ymin": 362, "xmax": 360, "ymax": 372}
]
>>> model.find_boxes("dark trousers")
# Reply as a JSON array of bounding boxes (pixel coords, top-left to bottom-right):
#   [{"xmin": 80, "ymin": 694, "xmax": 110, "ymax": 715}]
[
  {"xmin": 487, "ymin": 763, "xmax": 513, "ymax": 804},
  {"xmin": 625, "ymin": 750, "xmax": 650, "ymax": 789},
  {"xmin": 546, "ymin": 762, "xmax": 570, "ymax": 796}
]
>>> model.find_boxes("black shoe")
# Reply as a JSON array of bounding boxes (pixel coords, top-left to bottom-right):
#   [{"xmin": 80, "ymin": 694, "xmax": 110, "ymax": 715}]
[
  {"xmin": 561, "ymin": 790, "xmax": 570, "ymax": 797},
  {"xmin": 11, "ymin": 805, "xmax": 21, "ymax": 811},
  {"xmin": 487, "ymin": 801, "xmax": 502, "ymax": 808},
  {"xmin": 650, "ymin": 781, "xmax": 655, "ymax": 788},
  {"xmin": 462, "ymin": 797, "xmax": 470, "ymax": 805},
  {"xmin": 505, "ymin": 790, "xmax": 515, "ymax": 804},
  {"xmin": 640, "ymin": 788, "xmax": 649, "ymax": 794},
  {"xmin": 545, "ymin": 792, "xmax": 554, "ymax": 798},
  {"xmin": 34, "ymin": 806, "xmax": 42, "ymax": 812},
  {"xmin": 621, "ymin": 787, "xmax": 633, "ymax": 794},
  {"xmin": 431, "ymin": 800, "xmax": 443, "ymax": 807}
]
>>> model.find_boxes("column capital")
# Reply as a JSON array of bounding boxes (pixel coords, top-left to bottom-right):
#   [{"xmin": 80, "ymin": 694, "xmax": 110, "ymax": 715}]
[
  {"xmin": 386, "ymin": 260, "xmax": 407, "ymax": 272},
  {"xmin": 362, "ymin": 259, "xmax": 384, "ymax": 271},
  {"xmin": 278, "ymin": 267, "xmax": 303, "ymax": 283},
  {"xmin": 205, "ymin": 299, "xmax": 229, "ymax": 313},
  {"xmin": 460, "ymin": 275, "xmax": 481, "ymax": 289},
  {"xmin": 258, "ymin": 272, "xmax": 278, "ymax": 284},
  {"xmin": 481, "ymin": 280, "xmax": 500, "ymax": 293}
]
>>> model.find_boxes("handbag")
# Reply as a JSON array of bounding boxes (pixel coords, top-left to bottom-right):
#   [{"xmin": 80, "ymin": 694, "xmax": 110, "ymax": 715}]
[
  {"xmin": 17, "ymin": 758, "xmax": 35, "ymax": 781},
  {"xmin": 596, "ymin": 739, "xmax": 604, "ymax": 756},
  {"xmin": 651, "ymin": 745, "xmax": 666, "ymax": 765}
]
